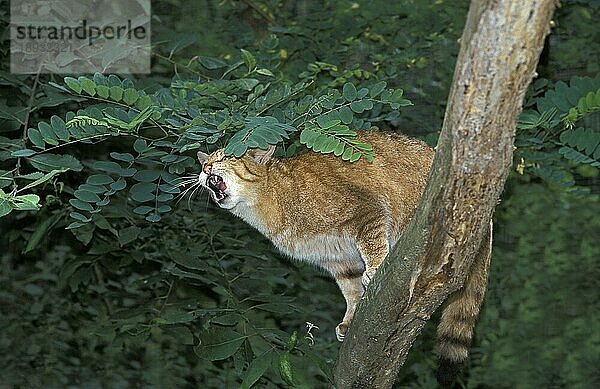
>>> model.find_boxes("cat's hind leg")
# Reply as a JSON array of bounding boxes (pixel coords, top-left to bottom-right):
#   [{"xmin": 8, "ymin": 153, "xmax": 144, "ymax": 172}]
[
  {"xmin": 357, "ymin": 224, "xmax": 390, "ymax": 289},
  {"xmin": 334, "ymin": 269, "xmax": 365, "ymax": 342}
]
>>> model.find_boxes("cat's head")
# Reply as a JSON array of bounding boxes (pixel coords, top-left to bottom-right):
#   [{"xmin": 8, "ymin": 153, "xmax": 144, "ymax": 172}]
[{"xmin": 196, "ymin": 146, "xmax": 275, "ymax": 209}]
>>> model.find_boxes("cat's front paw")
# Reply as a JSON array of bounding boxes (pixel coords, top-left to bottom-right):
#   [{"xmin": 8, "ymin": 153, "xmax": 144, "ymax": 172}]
[
  {"xmin": 335, "ymin": 323, "xmax": 348, "ymax": 342},
  {"xmin": 361, "ymin": 268, "xmax": 377, "ymax": 289}
]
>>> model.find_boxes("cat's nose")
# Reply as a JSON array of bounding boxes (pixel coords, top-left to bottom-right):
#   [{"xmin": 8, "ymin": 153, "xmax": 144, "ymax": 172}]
[{"xmin": 203, "ymin": 164, "xmax": 212, "ymax": 174}]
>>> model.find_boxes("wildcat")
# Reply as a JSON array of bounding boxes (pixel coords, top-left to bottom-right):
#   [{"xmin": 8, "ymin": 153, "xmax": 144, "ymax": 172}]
[{"xmin": 196, "ymin": 130, "xmax": 489, "ymax": 382}]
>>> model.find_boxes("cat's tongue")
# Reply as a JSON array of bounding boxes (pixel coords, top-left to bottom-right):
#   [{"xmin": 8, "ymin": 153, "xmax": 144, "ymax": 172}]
[{"xmin": 208, "ymin": 174, "xmax": 227, "ymax": 192}]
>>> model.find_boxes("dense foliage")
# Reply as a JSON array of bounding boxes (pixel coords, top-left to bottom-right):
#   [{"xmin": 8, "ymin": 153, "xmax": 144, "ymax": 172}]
[{"xmin": 1, "ymin": 0, "xmax": 599, "ymax": 387}]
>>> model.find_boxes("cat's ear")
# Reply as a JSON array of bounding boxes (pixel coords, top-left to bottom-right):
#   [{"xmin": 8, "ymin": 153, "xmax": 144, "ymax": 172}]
[
  {"xmin": 197, "ymin": 150, "xmax": 209, "ymax": 163},
  {"xmin": 248, "ymin": 145, "xmax": 276, "ymax": 165}
]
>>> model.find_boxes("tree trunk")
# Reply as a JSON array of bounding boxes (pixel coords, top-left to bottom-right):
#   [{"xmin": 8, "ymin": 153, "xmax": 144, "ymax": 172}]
[{"xmin": 334, "ymin": 1, "xmax": 556, "ymax": 387}]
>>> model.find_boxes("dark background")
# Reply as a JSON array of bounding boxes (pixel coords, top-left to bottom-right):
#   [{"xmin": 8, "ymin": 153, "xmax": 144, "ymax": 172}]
[{"xmin": 1, "ymin": 1, "xmax": 599, "ymax": 387}]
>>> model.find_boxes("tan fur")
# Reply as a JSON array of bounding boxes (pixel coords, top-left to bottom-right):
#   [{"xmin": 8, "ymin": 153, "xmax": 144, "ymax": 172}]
[{"xmin": 198, "ymin": 131, "xmax": 488, "ymax": 349}]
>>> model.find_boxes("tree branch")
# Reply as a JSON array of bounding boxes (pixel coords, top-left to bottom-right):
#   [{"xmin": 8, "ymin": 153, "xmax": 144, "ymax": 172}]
[{"xmin": 334, "ymin": 1, "xmax": 556, "ymax": 387}]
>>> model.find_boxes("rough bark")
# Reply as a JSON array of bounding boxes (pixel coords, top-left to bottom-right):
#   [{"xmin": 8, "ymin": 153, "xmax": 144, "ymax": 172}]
[{"xmin": 334, "ymin": 1, "xmax": 556, "ymax": 387}]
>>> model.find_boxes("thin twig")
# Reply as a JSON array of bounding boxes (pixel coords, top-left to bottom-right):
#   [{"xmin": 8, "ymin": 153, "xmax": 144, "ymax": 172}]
[
  {"xmin": 152, "ymin": 51, "xmax": 213, "ymax": 80},
  {"xmin": 241, "ymin": 0, "xmax": 275, "ymax": 24},
  {"xmin": 14, "ymin": 67, "xmax": 42, "ymax": 188}
]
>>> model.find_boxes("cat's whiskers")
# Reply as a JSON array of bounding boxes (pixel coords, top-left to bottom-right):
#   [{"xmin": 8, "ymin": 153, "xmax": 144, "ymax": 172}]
[
  {"xmin": 171, "ymin": 174, "xmax": 200, "ymax": 187},
  {"xmin": 186, "ymin": 183, "xmax": 205, "ymax": 211},
  {"xmin": 204, "ymin": 188, "xmax": 211, "ymax": 212},
  {"xmin": 177, "ymin": 174, "xmax": 199, "ymax": 180},
  {"xmin": 175, "ymin": 182, "xmax": 199, "ymax": 205},
  {"xmin": 175, "ymin": 177, "xmax": 201, "ymax": 187}
]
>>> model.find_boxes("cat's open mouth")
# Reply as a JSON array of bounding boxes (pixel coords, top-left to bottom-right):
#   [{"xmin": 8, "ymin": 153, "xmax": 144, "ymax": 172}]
[{"xmin": 207, "ymin": 174, "xmax": 228, "ymax": 203}]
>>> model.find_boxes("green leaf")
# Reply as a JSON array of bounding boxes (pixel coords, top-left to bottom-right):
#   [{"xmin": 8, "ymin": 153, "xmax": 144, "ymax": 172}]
[
  {"xmin": 161, "ymin": 154, "xmax": 178, "ymax": 163},
  {"xmin": 118, "ymin": 226, "xmax": 141, "ymax": 246},
  {"xmin": 50, "ymin": 116, "xmax": 69, "ymax": 140},
  {"xmin": 256, "ymin": 68, "xmax": 274, "ymax": 77},
  {"xmin": 156, "ymin": 308, "xmax": 198, "ymax": 325},
  {"xmin": 0, "ymin": 175, "xmax": 14, "ymax": 190},
  {"xmin": 27, "ymin": 128, "xmax": 45, "ymax": 149},
  {"xmin": 133, "ymin": 138, "xmax": 149, "ymax": 153},
  {"xmin": 128, "ymin": 106, "xmax": 156, "ymax": 128},
  {"xmin": 74, "ymin": 189, "xmax": 102, "ymax": 203},
  {"xmin": 560, "ymin": 128, "xmax": 600, "ymax": 156},
  {"xmin": 133, "ymin": 170, "xmax": 161, "ymax": 182},
  {"xmin": 317, "ymin": 117, "xmax": 341, "ymax": 129},
  {"xmin": 69, "ymin": 198, "xmax": 94, "ymax": 212},
  {"xmin": 559, "ymin": 147, "xmax": 600, "ymax": 167},
  {"xmin": 300, "ymin": 128, "xmax": 319, "ymax": 148},
  {"xmin": 350, "ymin": 100, "xmax": 366, "ymax": 113},
  {"xmin": 157, "ymin": 205, "xmax": 171, "ymax": 213},
  {"xmin": 349, "ymin": 151, "xmax": 362, "ymax": 162},
  {"xmin": 342, "ymin": 83, "xmax": 357, "ymax": 101},
  {"xmin": 93, "ymin": 161, "xmax": 123, "ymax": 174},
  {"xmin": 133, "ymin": 205, "xmax": 153, "ymax": 215},
  {"xmin": 13, "ymin": 194, "xmax": 40, "ymax": 210},
  {"xmin": 24, "ymin": 213, "xmax": 62, "ymax": 253},
  {"xmin": 64, "ymin": 77, "xmax": 82, "ymax": 93},
  {"xmin": 236, "ymin": 78, "xmax": 260, "ymax": 91},
  {"xmin": 279, "ymin": 352, "xmax": 294, "ymax": 386},
  {"xmin": 223, "ymin": 142, "xmax": 245, "ymax": 158},
  {"xmin": 80, "ymin": 78, "xmax": 96, "ymax": 96},
  {"xmin": 70, "ymin": 211, "xmax": 91, "ymax": 222},
  {"xmin": 517, "ymin": 110, "xmax": 543, "ymax": 130},
  {"xmin": 286, "ymin": 331, "xmax": 298, "ymax": 350},
  {"xmin": 11, "ymin": 149, "xmax": 35, "ymax": 157},
  {"xmin": 87, "ymin": 174, "xmax": 114, "ymax": 185},
  {"xmin": 330, "ymin": 126, "xmax": 356, "ymax": 136},
  {"xmin": 96, "ymin": 85, "xmax": 110, "ymax": 98},
  {"xmin": 198, "ymin": 56, "xmax": 227, "ymax": 69},
  {"xmin": 30, "ymin": 154, "xmax": 82, "ymax": 172},
  {"xmin": 109, "ymin": 86, "xmax": 124, "ymax": 101},
  {"xmin": 159, "ymin": 183, "xmax": 181, "ymax": 194},
  {"xmin": 299, "ymin": 345, "xmax": 334, "ymax": 382},
  {"xmin": 136, "ymin": 95, "xmax": 153, "ymax": 110},
  {"xmin": 586, "ymin": 91, "xmax": 596, "ymax": 110},
  {"xmin": 241, "ymin": 49, "xmax": 257, "ymax": 71},
  {"xmin": 110, "ymin": 152, "xmax": 134, "ymax": 162},
  {"xmin": 211, "ymin": 313, "xmax": 241, "ymax": 326},
  {"xmin": 339, "ymin": 106, "xmax": 353, "ymax": 124},
  {"xmin": 390, "ymin": 89, "xmax": 405, "ymax": 102},
  {"xmin": 369, "ymin": 81, "xmax": 387, "ymax": 98},
  {"xmin": 196, "ymin": 327, "xmax": 245, "ymax": 361},
  {"xmin": 123, "ymin": 88, "xmax": 139, "ymax": 105},
  {"xmin": 333, "ymin": 142, "xmax": 345, "ymax": 157},
  {"xmin": 69, "ymin": 223, "xmax": 93, "ymax": 244},
  {"xmin": 157, "ymin": 193, "xmax": 173, "ymax": 202},
  {"xmin": 110, "ymin": 178, "xmax": 127, "ymax": 191},
  {"xmin": 0, "ymin": 200, "xmax": 12, "ymax": 217},
  {"xmin": 130, "ymin": 182, "xmax": 155, "ymax": 202},
  {"xmin": 20, "ymin": 169, "xmax": 67, "ymax": 191},
  {"xmin": 312, "ymin": 134, "xmax": 330, "ymax": 152},
  {"xmin": 322, "ymin": 137, "xmax": 340, "ymax": 153},
  {"xmin": 240, "ymin": 351, "xmax": 273, "ymax": 389},
  {"xmin": 341, "ymin": 147, "xmax": 353, "ymax": 160},
  {"xmin": 145, "ymin": 213, "xmax": 161, "ymax": 222},
  {"xmin": 38, "ymin": 122, "xmax": 58, "ymax": 145},
  {"xmin": 577, "ymin": 96, "xmax": 587, "ymax": 114},
  {"xmin": 79, "ymin": 184, "xmax": 106, "ymax": 194}
]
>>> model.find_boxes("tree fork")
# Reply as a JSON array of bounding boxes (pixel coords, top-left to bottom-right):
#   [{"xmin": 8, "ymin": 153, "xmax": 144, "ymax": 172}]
[{"xmin": 334, "ymin": 1, "xmax": 556, "ymax": 387}]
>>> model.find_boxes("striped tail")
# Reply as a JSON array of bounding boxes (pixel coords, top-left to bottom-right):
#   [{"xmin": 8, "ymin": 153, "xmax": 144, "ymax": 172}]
[{"xmin": 436, "ymin": 222, "xmax": 493, "ymax": 387}]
